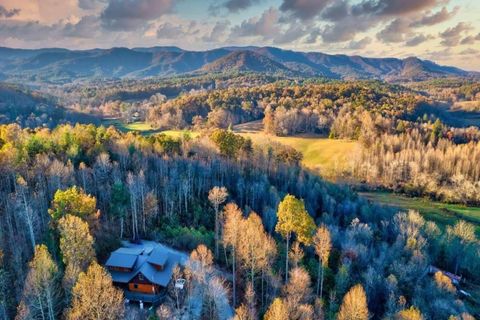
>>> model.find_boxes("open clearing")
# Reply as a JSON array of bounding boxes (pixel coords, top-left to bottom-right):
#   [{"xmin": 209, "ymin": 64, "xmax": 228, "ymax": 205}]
[
  {"xmin": 233, "ymin": 120, "xmax": 359, "ymax": 178},
  {"xmin": 361, "ymin": 191, "xmax": 480, "ymax": 235}
]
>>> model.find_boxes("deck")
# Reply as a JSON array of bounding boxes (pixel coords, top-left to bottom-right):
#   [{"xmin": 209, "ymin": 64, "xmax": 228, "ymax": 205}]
[{"xmin": 124, "ymin": 289, "xmax": 166, "ymax": 305}]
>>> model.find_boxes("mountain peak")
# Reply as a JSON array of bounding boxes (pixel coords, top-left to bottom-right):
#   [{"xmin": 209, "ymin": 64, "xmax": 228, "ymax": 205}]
[{"xmin": 0, "ymin": 46, "xmax": 473, "ymax": 84}]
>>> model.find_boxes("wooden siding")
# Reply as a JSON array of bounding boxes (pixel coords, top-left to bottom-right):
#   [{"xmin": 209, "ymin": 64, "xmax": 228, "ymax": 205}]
[{"xmin": 128, "ymin": 282, "xmax": 158, "ymax": 294}]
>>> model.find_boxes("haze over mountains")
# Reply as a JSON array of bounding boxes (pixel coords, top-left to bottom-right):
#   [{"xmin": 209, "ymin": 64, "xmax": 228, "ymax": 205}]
[{"xmin": 0, "ymin": 46, "xmax": 474, "ymax": 84}]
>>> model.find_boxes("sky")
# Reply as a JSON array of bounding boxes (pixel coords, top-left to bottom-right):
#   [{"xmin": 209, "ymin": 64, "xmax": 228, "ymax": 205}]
[{"xmin": 0, "ymin": 0, "xmax": 479, "ymax": 70}]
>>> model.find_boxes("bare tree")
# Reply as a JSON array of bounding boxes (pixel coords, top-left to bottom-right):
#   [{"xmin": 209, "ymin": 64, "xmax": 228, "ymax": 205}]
[
  {"xmin": 314, "ymin": 225, "xmax": 332, "ymax": 298},
  {"xmin": 208, "ymin": 186, "xmax": 228, "ymax": 258}
]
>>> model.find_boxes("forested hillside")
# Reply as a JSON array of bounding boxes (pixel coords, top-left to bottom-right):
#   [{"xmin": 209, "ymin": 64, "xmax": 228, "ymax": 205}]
[
  {"xmin": 0, "ymin": 46, "xmax": 473, "ymax": 84},
  {"xmin": 0, "ymin": 123, "xmax": 479, "ymax": 319}
]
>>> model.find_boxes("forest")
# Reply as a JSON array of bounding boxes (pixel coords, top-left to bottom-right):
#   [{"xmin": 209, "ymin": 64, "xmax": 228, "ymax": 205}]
[{"xmin": 1, "ymin": 74, "xmax": 480, "ymax": 320}]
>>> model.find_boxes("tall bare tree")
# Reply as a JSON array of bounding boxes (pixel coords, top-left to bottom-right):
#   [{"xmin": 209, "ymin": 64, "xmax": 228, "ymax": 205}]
[
  {"xmin": 208, "ymin": 186, "xmax": 228, "ymax": 258},
  {"xmin": 314, "ymin": 224, "xmax": 332, "ymax": 298}
]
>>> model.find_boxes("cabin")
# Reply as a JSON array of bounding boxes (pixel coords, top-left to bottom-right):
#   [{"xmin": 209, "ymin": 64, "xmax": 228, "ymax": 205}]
[
  {"xmin": 105, "ymin": 240, "xmax": 187, "ymax": 304},
  {"xmin": 428, "ymin": 265, "xmax": 462, "ymax": 285}
]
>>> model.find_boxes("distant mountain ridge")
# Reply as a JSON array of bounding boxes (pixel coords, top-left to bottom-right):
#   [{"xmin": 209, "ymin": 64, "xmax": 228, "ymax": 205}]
[{"xmin": 0, "ymin": 45, "xmax": 474, "ymax": 83}]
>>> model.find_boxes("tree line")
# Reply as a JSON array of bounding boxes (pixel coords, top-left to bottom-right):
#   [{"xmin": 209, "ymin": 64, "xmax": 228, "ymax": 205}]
[{"xmin": 0, "ymin": 124, "xmax": 479, "ymax": 319}]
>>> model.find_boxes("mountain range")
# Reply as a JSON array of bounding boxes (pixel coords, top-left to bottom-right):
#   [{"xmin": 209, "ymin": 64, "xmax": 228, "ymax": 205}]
[{"xmin": 0, "ymin": 46, "xmax": 475, "ymax": 83}]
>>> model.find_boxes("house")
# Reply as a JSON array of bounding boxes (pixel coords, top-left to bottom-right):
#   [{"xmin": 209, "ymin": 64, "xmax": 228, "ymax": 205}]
[
  {"xmin": 105, "ymin": 240, "xmax": 187, "ymax": 304},
  {"xmin": 428, "ymin": 265, "xmax": 462, "ymax": 285}
]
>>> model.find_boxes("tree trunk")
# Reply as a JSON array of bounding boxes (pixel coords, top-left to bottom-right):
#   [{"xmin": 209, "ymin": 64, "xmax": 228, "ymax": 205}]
[
  {"xmin": 214, "ymin": 206, "xmax": 219, "ymax": 258},
  {"xmin": 316, "ymin": 258, "xmax": 321, "ymax": 297},
  {"xmin": 320, "ymin": 263, "xmax": 325, "ymax": 299},
  {"xmin": 285, "ymin": 234, "xmax": 290, "ymax": 283},
  {"xmin": 232, "ymin": 247, "xmax": 236, "ymax": 308}
]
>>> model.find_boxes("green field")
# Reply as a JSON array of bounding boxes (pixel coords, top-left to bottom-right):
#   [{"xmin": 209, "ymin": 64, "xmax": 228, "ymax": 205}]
[
  {"xmin": 101, "ymin": 119, "xmax": 161, "ymax": 135},
  {"xmin": 233, "ymin": 121, "xmax": 359, "ymax": 178},
  {"xmin": 360, "ymin": 192, "xmax": 480, "ymax": 234},
  {"xmin": 101, "ymin": 119, "xmax": 199, "ymax": 138}
]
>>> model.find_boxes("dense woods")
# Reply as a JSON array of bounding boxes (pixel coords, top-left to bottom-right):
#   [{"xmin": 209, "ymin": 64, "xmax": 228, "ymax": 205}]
[{"xmin": 0, "ymin": 122, "xmax": 479, "ymax": 319}]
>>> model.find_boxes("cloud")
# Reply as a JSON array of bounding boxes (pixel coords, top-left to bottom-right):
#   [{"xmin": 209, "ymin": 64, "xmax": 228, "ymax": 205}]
[
  {"xmin": 405, "ymin": 34, "xmax": 434, "ymax": 46},
  {"xmin": 63, "ymin": 15, "xmax": 101, "ymax": 38},
  {"xmin": 439, "ymin": 22, "xmax": 472, "ymax": 46},
  {"xmin": 280, "ymin": 0, "xmax": 333, "ymax": 20},
  {"xmin": 348, "ymin": 37, "xmax": 372, "ymax": 49},
  {"xmin": 460, "ymin": 36, "xmax": 476, "ymax": 45},
  {"xmin": 0, "ymin": 5, "xmax": 20, "ymax": 18},
  {"xmin": 230, "ymin": 7, "xmax": 280, "ymax": 39},
  {"xmin": 376, "ymin": 18, "xmax": 411, "ymax": 43},
  {"xmin": 78, "ymin": 0, "xmax": 106, "ymax": 10},
  {"xmin": 459, "ymin": 48, "xmax": 479, "ymax": 55},
  {"xmin": 410, "ymin": 7, "xmax": 458, "ymax": 27},
  {"xmin": 222, "ymin": 0, "xmax": 262, "ymax": 12},
  {"xmin": 156, "ymin": 22, "xmax": 188, "ymax": 39},
  {"xmin": 202, "ymin": 21, "xmax": 230, "ymax": 42},
  {"xmin": 352, "ymin": 0, "xmax": 440, "ymax": 16},
  {"xmin": 101, "ymin": 0, "xmax": 174, "ymax": 31},
  {"xmin": 321, "ymin": 1, "xmax": 349, "ymax": 21}
]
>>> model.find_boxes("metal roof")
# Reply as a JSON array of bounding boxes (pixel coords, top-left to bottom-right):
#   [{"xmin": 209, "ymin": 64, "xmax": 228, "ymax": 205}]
[
  {"xmin": 106, "ymin": 240, "xmax": 188, "ymax": 287},
  {"xmin": 147, "ymin": 247, "xmax": 168, "ymax": 267},
  {"xmin": 105, "ymin": 252, "xmax": 137, "ymax": 269}
]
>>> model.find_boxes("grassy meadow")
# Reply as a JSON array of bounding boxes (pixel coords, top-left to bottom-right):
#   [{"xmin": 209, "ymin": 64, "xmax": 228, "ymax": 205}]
[
  {"xmin": 233, "ymin": 120, "xmax": 359, "ymax": 178},
  {"xmin": 361, "ymin": 192, "xmax": 480, "ymax": 235}
]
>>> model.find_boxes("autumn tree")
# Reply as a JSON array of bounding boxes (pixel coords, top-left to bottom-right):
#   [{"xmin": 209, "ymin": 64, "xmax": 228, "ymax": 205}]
[
  {"xmin": 289, "ymin": 242, "xmax": 304, "ymax": 269},
  {"xmin": 208, "ymin": 186, "xmax": 228, "ymax": 258},
  {"xmin": 396, "ymin": 306, "xmax": 423, "ymax": 320},
  {"xmin": 189, "ymin": 244, "xmax": 214, "ymax": 286},
  {"xmin": 446, "ymin": 220, "xmax": 477, "ymax": 274},
  {"xmin": 49, "ymin": 186, "xmax": 98, "ymax": 225},
  {"xmin": 58, "ymin": 214, "xmax": 95, "ymax": 294},
  {"xmin": 264, "ymin": 298, "xmax": 289, "ymax": 320},
  {"xmin": 17, "ymin": 245, "xmax": 60, "ymax": 320},
  {"xmin": 234, "ymin": 283, "xmax": 256, "ymax": 320},
  {"xmin": 283, "ymin": 267, "xmax": 313, "ymax": 320},
  {"xmin": 337, "ymin": 284, "xmax": 369, "ymax": 320},
  {"xmin": 275, "ymin": 194, "xmax": 315, "ymax": 282},
  {"xmin": 66, "ymin": 262, "xmax": 124, "ymax": 320},
  {"xmin": 223, "ymin": 203, "xmax": 244, "ymax": 307},
  {"xmin": 239, "ymin": 212, "xmax": 276, "ymax": 288},
  {"xmin": 209, "ymin": 129, "xmax": 246, "ymax": 158},
  {"xmin": 314, "ymin": 224, "xmax": 332, "ymax": 298},
  {"xmin": 15, "ymin": 176, "xmax": 37, "ymax": 252}
]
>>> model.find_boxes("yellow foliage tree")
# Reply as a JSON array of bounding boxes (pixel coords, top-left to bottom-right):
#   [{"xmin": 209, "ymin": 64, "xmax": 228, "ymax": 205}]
[
  {"xmin": 396, "ymin": 306, "xmax": 423, "ymax": 320},
  {"xmin": 67, "ymin": 262, "xmax": 124, "ymax": 320},
  {"xmin": 275, "ymin": 194, "xmax": 315, "ymax": 282},
  {"xmin": 58, "ymin": 214, "xmax": 95, "ymax": 294},
  {"xmin": 49, "ymin": 186, "xmax": 98, "ymax": 223},
  {"xmin": 337, "ymin": 284, "xmax": 369, "ymax": 320},
  {"xmin": 264, "ymin": 298, "xmax": 289, "ymax": 320}
]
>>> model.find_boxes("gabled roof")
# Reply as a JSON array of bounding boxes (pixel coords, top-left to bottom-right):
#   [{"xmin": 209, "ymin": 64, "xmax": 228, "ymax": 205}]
[
  {"xmin": 105, "ymin": 252, "xmax": 137, "ymax": 269},
  {"xmin": 147, "ymin": 247, "xmax": 168, "ymax": 267},
  {"xmin": 105, "ymin": 240, "xmax": 188, "ymax": 287}
]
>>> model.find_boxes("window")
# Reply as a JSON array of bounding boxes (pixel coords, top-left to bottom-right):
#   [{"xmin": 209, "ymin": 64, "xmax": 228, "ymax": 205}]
[
  {"xmin": 138, "ymin": 274, "xmax": 144, "ymax": 281},
  {"xmin": 134, "ymin": 284, "xmax": 138, "ymax": 289}
]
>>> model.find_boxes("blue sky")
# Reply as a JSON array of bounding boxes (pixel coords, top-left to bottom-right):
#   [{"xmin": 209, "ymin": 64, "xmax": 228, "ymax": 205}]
[{"xmin": 0, "ymin": 0, "xmax": 479, "ymax": 70}]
